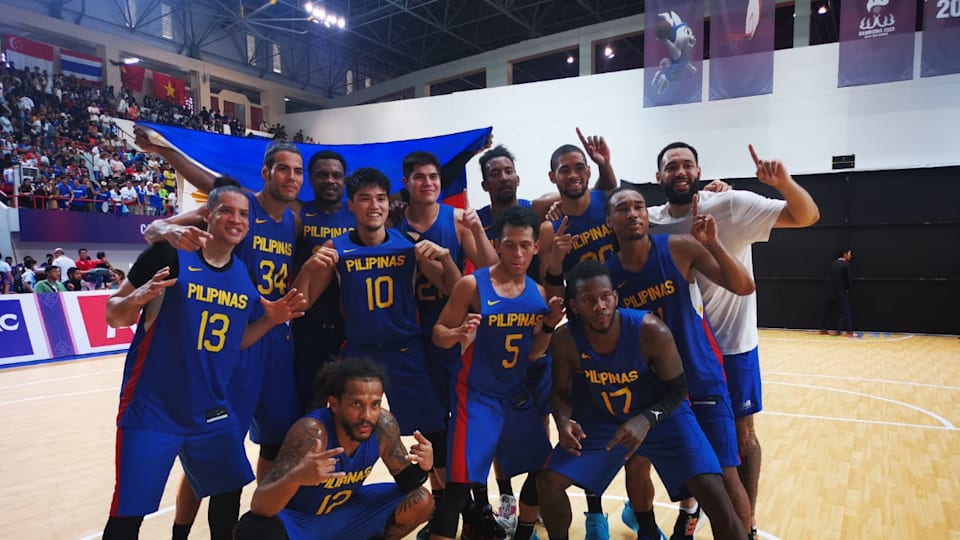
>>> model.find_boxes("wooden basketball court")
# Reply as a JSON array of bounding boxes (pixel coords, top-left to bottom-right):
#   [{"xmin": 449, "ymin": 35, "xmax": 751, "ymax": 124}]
[{"xmin": 2, "ymin": 329, "xmax": 957, "ymax": 539}]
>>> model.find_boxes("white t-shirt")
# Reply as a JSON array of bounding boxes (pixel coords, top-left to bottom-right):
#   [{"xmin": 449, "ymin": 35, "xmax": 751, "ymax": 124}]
[
  {"xmin": 647, "ymin": 190, "xmax": 785, "ymax": 355},
  {"xmin": 120, "ymin": 186, "xmax": 138, "ymax": 203},
  {"xmin": 52, "ymin": 255, "xmax": 76, "ymax": 282}
]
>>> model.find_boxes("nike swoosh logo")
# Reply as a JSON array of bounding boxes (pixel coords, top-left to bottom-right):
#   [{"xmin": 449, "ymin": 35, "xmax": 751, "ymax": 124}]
[
  {"xmin": 580, "ymin": 353, "xmax": 591, "ymax": 360},
  {"xmin": 486, "ymin": 299, "xmax": 501, "ymax": 306},
  {"xmin": 342, "ymin": 248, "xmax": 357, "ymax": 253},
  {"xmin": 187, "ymin": 266, "xmax": 203, "ymax": 272},
  {"xmin": 617, "ymin": 281, "xmax": 627, "ymax": 289},
  {"xmin": 254, "ymin": 218, "xmax": 268, "ymax": 224},
  {"xmin": 305, "ymin": 213, "xmax": 317, "ymax": 217}
]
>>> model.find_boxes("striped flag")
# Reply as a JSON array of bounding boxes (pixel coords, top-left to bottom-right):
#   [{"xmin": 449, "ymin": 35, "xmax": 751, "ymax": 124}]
[
  {"xmin": 3, "ymin": 34, "xmax": 53, "ymax": 74},
  {"xmin": 60, "ymin": 49, "xmax": 103, "ymax": 82}
]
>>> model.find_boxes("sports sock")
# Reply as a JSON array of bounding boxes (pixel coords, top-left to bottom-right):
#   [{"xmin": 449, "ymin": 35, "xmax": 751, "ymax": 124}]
[
  {"xmin": 634, "ymin": 508, "xmax": 659, "ymax": 540},
  {"xmin": 496, "ymin": 478, "xmax": 514, "ymax": 496},
  {"xmin": 585, "ymin": 490, "xmax": 603, "ymax": 514},
  {"xmin": 172, "ymin": 522, "xmax": 192, "ymax": 540},
  {"xmin": 514, "ymin": 521, "xmax": 536, "ymax": 540}
]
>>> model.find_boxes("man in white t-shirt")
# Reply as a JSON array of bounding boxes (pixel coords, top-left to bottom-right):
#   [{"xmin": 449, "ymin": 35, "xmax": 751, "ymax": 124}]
[
  {"xmin": 0, "ymin": 254, "xmax": 11, "ymax": 294},
  {"xmin": 646, "ymin": 142, "xmax": 819, "ymax": 539},
  {"xmin": 51, "ymin": 248, "xmax": 77, "ymax": 283}
]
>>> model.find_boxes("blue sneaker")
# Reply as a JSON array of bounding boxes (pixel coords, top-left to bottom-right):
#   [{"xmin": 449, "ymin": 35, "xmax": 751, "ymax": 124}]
[
  {"xmin": 584, "ymin": 512, "xmax": 610, "ymax": 540},
  {"xmin": 621, "ymin": 502, "xmax": 667, "ymax": 540}
]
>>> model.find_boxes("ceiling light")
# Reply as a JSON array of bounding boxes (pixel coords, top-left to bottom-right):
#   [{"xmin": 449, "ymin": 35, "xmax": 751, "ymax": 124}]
[
  {"xmin": 604, "ymin": 46, "xmax": 615, "ymax": 59},
  {"xmin": 123, "ymin": 57, "xmax": 141, "ymax": 64},
  {"xmin": 284, "ymin": 97, "xmax": 291, "ymax": 102},
  {"xmin": 304, "ymin": 3, "xmax": 346, "ymax": 29},
  {"xmin": 566, "ymin": 55, "xmax": 575, "ymax": 64},
  {"xmin": 304, "ymin": 2, "xmax": 313, "ymax": 10},
  {"xmin": 818, "ymin": 4, "xmax": 829, "ymax": 14}
]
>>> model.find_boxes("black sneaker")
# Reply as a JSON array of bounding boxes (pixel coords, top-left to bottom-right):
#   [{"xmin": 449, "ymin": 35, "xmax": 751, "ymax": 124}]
[
  {"xmin": 669, "ymin": 507, "xmax": 700, "ymax": 540},
  {"xmin": 461, "ymin": 503, "xmax": 507, "ymax": 539},
  {"xmin": 416, "ymin": 521, "xmax": 431, "ymax": 540},
  {"xmin": 749, "ymin": 527, "xmax": 758, "ymax": 540}
]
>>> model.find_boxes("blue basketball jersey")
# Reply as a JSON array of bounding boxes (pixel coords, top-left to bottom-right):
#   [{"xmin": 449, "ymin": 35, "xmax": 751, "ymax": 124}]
[
  {"xmin": 568, "ymin": 309, "xmax": 665, "ymax": 424},
  {"xmin": 118, "ymin": 249, "xmax": 257, "ymax": 434},
  {"xmin": 285, "ymin": 408, "xmax": 381, "ymax": 515},
  {"xmin": 333, "ymin": 229, "xmax": 421, "ymax": 346},
  {"xmin": 296, "ymin": 202, "xmax": 356, "ymax": 320},
  {"xmin": 478, "ymin": 199, "xmax": 532, "ymax": 242},
  {"xmin": 453, "ymin": 267, "xmax": 549, "ymax": 398},
  {"xmin": 606, "ymin": 235, "xmax": 727, "ymax": 399},
  {"xmin": 550, "ymin": 190, "xmax": 617, "ymax": 272},
  {"xmin": 234, "ymin": 191, "xmax": 297, "ymax": 303},
  {"xmin": 397, "ymin": 204, "xmax": 464, "ymax": 332}
]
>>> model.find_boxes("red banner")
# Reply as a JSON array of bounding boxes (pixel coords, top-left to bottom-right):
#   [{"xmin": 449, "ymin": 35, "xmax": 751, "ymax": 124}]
[
  {"xmin": 76, "ymin": 294, "xmax": 136, "ymax": 348},
  {"xmin": 120, "ymin": 63, "xmax": 145, "ymax": 92},
  {"xmin": 152, "ymin": 71, "xmax": 186, "ymax": 104}
]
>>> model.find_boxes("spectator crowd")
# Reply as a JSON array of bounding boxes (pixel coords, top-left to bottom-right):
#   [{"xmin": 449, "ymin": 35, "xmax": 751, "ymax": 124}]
[{"xmin": 0, "ymin": 247, "xmax": 124, "ymax": 294}]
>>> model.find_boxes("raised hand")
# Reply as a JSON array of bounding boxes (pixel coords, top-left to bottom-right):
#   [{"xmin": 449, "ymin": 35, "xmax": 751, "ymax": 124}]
[
  {"xmin": 129, "ymin": 267, "xmax": 177, "ymax": 307},
  {"xmin": 166, "ymin": 225, "xmax": 212, "ymax": 251},
  {"xmin": 576, "ymin": 127, "xmax": 611, "ymax": 167},
  {"xmin": 260, "ymin": 288, "xmax": 306, "ymax": 325},
  {"xmin": 455, "ymin": 313, "xmax": 482, "ymax": 348},
  {"xmin": 406, "ymin": 430, "xmax": 434, "ymax": 472},
  {"xmin": 296, "ymin": 440, "xmax": 346, "ymax": 486},
  {"xmin": 606, "ymin": 415, "xmax": 652, "ymax": 461},
  {"xmin": 749, "ymin": 144, "xmax": 790, "ymax": 188},
  {"xmin": 545, "ymin": 296, "xmax": 566, "ymax": 328},
  {"xmin": 549, "ymin": 216, "xmax": 573, "ymax": 270},
  {"xmin": 305, "ymin": 246, "xmax": 339, "ymax": 271},
  {"xmin": 458, "ymin": 208, "xmax": 484, "ymax": 235},
  {"xmin": 545, "ymin": 200, "xmax": 563, "ymax": 222},
  {"xmin": 414, "ymin": 239, "xmax": 450, "ymax": 261},
  {"xmin": 559, "ymin": 419, "xmax": 587, "ymax": 456},
  {"xmin": 703, "ymin": 179, "xmax": 732, "ymax": 193},
  {"xmin": 134, "ymin": 125, "xmax": 164, "ymax": 154}
]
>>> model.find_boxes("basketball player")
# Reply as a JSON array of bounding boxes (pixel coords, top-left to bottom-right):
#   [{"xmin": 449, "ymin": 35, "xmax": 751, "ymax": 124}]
[
  {"xmin": 101, "ymin": 185, "xmax": 304, "ymax": 540},
  {"xmin": 604, "ymin": 186, "xmax": 754, "ymax": 537},
  {"xmin": 292, "ymin": 150, "xmax": 355, "ymax": 410},
  {"xmin": 646, "ymin": 142, "xmax": 819, "ymax": 538},
  {"xmin": 234, "ymin": 359, "xmax": 435, "ymax": 540},
  {"xmin": 537, "ymin": 261, "xmax": 747, "ymax": 540},
  {"xmin": 292, "ymin": 167, "xmax": 461, "ymax": 439},
  {"xmin": 430, "ymin": 206, "xmax": 565, "ymax": 540},
  {"xmin": 143, "ymin": 143, "xmax": 305, "ymax": 537}
]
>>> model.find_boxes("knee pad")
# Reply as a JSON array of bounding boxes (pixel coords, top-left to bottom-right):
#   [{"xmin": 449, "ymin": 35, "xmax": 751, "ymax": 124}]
[
  {"xmin": 519, "ymin": 472, "xmax": 539, "ymax": 507},
  {"xmin": 208, "ymin": 489, "xmax": 242, "ymax": 540},
  {"xmin": 430, "ymin": 482, "xmax": 471, "ymax": 538},
  {"xmin": 233, "ymin": 511, "xmax": 287, "ymax": 540}
]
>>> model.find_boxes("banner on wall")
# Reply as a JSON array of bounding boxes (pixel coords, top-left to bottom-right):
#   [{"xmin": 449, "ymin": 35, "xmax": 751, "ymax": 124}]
[
  {"xmin": 709, "ymin": 0, "xmax": 776, "ymax": 100},
  {"xmin": 60, "ymin": 49, "xmax": 103, "ymax": 82},
  {"xmin": 120, "ymin": 64, "xmax": 146, "ymax": 92},
  {"xmin": 921, "ymin": 0, "xmax": 960, "ymax": 77},
  {"xmin": 644, "ymin": 0, "xmax": 704, "ymax": 107},
  {"xmin": 135, "ymin": 122, "xmax": 492, "ymax": 212},
  {"xmin": 18, "ymin": 208, "xmax": 155, "ymax": 243},
  {"xmin": 152, "ymin": 71, "xmax": 186, "ymax": 105},
  {"xmin": 0, "ymin": 292, "xmax": 134, "ymax": 367},
  {"xmin": 3, "ymin": 34, "xmax": 54, "ymax": 74},
  {"xmin": 838, "ymin": 0, "xmax": 916, "ymax": 87}
]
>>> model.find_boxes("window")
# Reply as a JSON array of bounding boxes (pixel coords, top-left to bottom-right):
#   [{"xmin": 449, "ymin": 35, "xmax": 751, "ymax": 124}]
[
  {"xmin": 271, "ymin": 43, "xmax": 282, "ymax": 74},
  {"xmin": 161, "ymin": 3, "xmax": 173, "ymax": 40},
  {"xmin": 246, "ymin": 34, "xmax": 256, "ymax": 65}
]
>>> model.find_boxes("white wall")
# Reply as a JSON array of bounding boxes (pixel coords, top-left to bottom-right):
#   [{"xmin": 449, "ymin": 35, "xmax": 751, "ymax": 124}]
[{"xmin": 283, "ymin": 41, "xmax": 960, "ymax": 209}]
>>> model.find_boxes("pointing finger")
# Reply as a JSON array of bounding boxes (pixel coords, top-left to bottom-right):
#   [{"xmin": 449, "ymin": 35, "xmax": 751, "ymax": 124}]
[
  {"xmin": 413, "ymin": 430, "xmax": 429, "ymax": 444},
  {"xmin": 692, "ymin": 193, "xmax": 699, "ymax": 217},
  {"xmin": 556, "ymin": 215, "xmax": 569, "ymax": 235},
  {"xmin": 576, "ymin": 127, "xmax": 589, "ymax": 149},
  {"xmin": 748, "ymin": 144, "xmax": 760, "ymax": 166}
]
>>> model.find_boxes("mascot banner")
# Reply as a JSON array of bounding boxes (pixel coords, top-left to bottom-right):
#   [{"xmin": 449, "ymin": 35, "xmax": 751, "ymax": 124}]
[
  {"xmin": 921, "ymin": 0, "xmax": 960, "ymax": 77},
  {"xmin": 838, "ymin": 0, "xmax": 916, "ymax": 87},
  {"xmin": 644, "ymin": 0, "xmax": 704, "ymax": 107},
  {"xmin": 709, "ymin": 0, "xmax": 776, "ymax": 100}
]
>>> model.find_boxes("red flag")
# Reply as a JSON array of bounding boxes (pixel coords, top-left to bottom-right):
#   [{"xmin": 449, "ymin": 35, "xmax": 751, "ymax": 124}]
[
  {"xmin": 119, "ymin": 64, "xmax": 145, "ymax": 92},
  {"xmin": 152, "ymin": 71, "xmax": 186, "ymax": 104}
]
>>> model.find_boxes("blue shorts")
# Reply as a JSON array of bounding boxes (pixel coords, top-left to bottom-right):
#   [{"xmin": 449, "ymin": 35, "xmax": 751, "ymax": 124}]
[
  {"xmin": 291, "ymin": 316, "xmax": 343, "ymax": 412},
  {"xmin": 525, "ymin": 354, "xmax": 552, "ymax": 416},
  {"xmin": 423, "ymin": 337, "xmax": 457, "ymax": 422},
  {"xmin": 723, "ymin": 347, "xmax": 763, "ymax": 417},
  {"xmin": 544, "ymin": 404, "xmax": 720, "ymax": 501},
  {"xmin": 278, "ymin": 483, "xmax": 407, "ymax": 540},
  {"xmin": 448, "ymin": 389, "xmax": 551, "ymax": 484},
  {"xmin": 689, "ymin": 394, "xmax": 740, "ymax": 468},
  {"xmin": 341, "ymin": 339, "xmax": 447, "ymax": 435},
  {"xmin": 231, "ymin": 324, "xmax": 301, "ymax": 446},
  {"xmin": 110, "ymin": 425, "xmax": 253, "ymax": 516}
]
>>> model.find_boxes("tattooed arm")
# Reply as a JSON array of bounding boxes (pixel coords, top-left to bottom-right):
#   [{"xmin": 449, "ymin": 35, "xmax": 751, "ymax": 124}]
[
  {"xmin": 376, "ymin": 409, "xmax": 434, "ymax": 476},
  {"xmin": 250, "ymin": 417, "xmax": 346, "ymax": 516}
]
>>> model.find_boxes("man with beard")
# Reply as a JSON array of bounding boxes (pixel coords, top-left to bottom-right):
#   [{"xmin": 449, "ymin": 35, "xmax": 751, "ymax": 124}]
[
  {"xmin": 292, "ymin": 150, "xmax": 355, "ymax": 410},
  {"xmin": 644, "ymin": 142, "xmax": 818, "ymax": 539},
  {"xmin": 143, "ymin": 144, "xmax": 305, "ymax": 539},
  {"xmin": 536, "ymin": 261, "xmax": 746, "ymax": 540},
  {"xmin": 234, "ymin": 359, "xmax": 436, "ymax": 540},
  {"xmin": 605, "ymin": 187, "xmax": 755, "ymax": 539}
]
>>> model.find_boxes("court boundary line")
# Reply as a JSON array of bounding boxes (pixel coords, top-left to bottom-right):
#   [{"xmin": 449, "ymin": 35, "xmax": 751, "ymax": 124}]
[
  {"xmin": 78, "ymin": 505, "xmax": 175, "ymax": 540},
  {"xmin": 0, "ymin": 368, "xmax": 123, "ymax": 390},
  {"xmin": 0, "ymin": 350, "xmax": 125, "ymax": 371},
  {"xmin": 0, "ymin": 387, "xmax": 115, "ymax": 406},
  {"xmin": 760, "ymin": 334, "xmax": 915, "ymax": 344},
  {"xmin": 766, "ymin": 370, "xmax": 960, "ymax": 391},
  {"xmin": 765, "ymin": 381, "xmax": 955, "ymax": 428},
  {"xmin": 762, "ymin": 410, "xmax": 959, "ymax": 431}
]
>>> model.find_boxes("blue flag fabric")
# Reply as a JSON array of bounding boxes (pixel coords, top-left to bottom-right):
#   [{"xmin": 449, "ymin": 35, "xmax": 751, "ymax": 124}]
[{"xmin": 139, "ymin": 122, "xmax": 492, "ymax": 199}]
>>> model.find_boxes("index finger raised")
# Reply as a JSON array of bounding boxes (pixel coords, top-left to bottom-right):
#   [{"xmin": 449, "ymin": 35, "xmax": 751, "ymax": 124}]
[
  {"xmin": 413, "ymin": 430, "xmax": 429, "ymax": 444},
  {"xmin": 692, "ymin": 193, "xmax": 699, "ymax": 217},
  {"xmin": 576, "ymin": 127, "xmax": 589, "ymax": 148},
  {"xmin": 748, "ymin": 144, "xmax": 761, "ymax": 166},
  {"xmin": 556, "ymin": 215, "xmax": 569, "ymax": 235}
]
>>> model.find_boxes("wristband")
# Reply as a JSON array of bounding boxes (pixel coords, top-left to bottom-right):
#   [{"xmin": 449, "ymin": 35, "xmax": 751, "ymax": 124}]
[
  {"xmin": 640, "ymin": 406, "xmax": 666, "ymax": 427},
  {"xmin": 541, "ymin": 321, "xmax": 556, "ymax": 334}
]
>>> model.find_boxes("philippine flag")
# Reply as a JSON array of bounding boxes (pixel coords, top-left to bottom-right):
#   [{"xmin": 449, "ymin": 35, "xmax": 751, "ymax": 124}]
[{"xmin": 60, "ymin": 49, "xmax": 103, "ymax": 82}]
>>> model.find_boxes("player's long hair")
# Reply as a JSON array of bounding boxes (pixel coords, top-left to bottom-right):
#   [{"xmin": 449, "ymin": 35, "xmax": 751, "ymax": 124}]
[{"xmin": 312, "ymin": 358, "xmax": 390, "ymax": 409}]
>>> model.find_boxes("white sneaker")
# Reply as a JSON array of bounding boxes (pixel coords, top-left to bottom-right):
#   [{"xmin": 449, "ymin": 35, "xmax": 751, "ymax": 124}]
[{"xmin": 495, "ymin": 494, "xmax": 518, "ymax": 538}]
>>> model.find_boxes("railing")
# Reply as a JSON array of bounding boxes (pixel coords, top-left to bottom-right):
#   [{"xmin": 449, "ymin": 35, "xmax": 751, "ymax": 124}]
[{"xmin": 14, "ymin": 194, "xmax": 176, "ymax": 216}]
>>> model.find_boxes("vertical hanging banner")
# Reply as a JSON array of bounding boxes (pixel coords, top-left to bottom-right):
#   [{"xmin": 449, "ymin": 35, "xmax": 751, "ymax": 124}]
[
  {"xmin": 152, "ymin": 71, "xmax": 186, "ymax": 105},
  {"xmin": 709, "ymin": 0, "xmax": 776, "ymax": 100},
  {"xmin": 838, "ymin": 0, "xmax": 917, "ymax": 87},
  {"xmin": 120, "ymin": 63, "xmax": 146, "ymax": 92},
  {"xmin": 644, "ymin": 0, "xmax": 705, "ymax": 107},
  {"xmin": 3, "ymin": 34, "xmax": 54, "ymax": 74},
  {"xmin": 60, "ymin": 49, "xmax": 103, "ymax": 82},
  {"xmin": 921, "ymin": 0, "xmax": 960, "ymax": 77}
]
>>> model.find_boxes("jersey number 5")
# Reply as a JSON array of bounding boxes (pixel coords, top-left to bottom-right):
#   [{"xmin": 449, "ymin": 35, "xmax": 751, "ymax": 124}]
[{"xmin": 501, "ymin": 333, "xmax": 523, "ymax": 369}]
